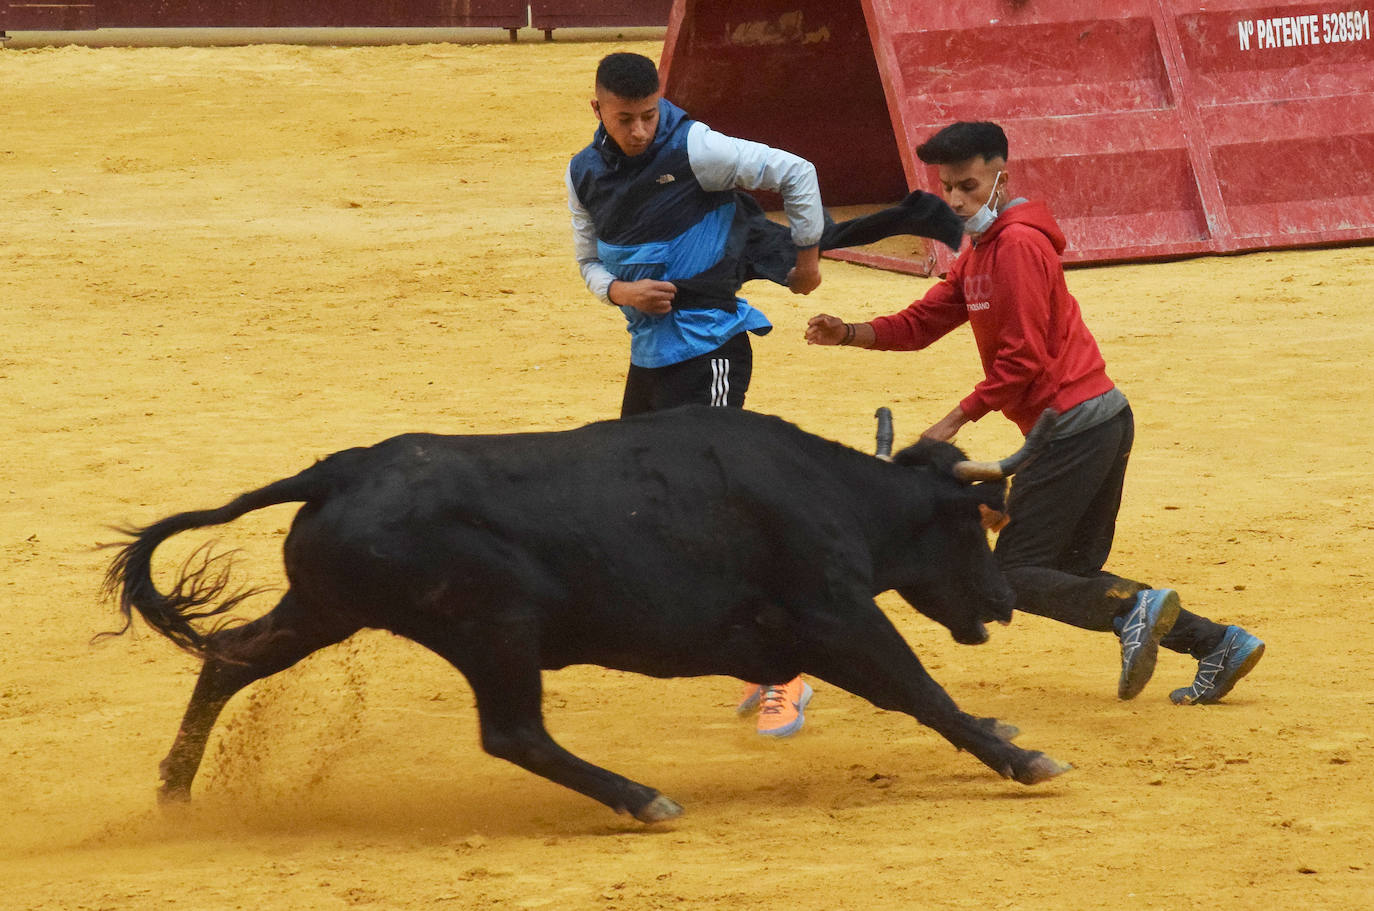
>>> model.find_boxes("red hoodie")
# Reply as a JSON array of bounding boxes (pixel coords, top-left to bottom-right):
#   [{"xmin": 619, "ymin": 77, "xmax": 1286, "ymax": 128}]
[{"xmin": 868, "ymin": 199, "xmax": 1115, "ymax": 436}]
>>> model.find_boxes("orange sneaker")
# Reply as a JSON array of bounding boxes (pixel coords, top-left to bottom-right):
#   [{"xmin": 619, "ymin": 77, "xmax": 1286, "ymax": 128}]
[
  {"xmin": 755, "ymin": 677, "xmax": 813, "ymax": 738},
  {"xmin": 736, "ymin": 682, "xmax": 767, "ymax": 716}
]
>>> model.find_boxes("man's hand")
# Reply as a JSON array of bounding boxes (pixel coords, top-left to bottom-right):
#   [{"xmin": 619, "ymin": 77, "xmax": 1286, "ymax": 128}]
[
  {"xmin": 922, "ymin": 405, "xmax": 969, "ymax": 442},
  {"xmin": 979, "ymin": 504, "xmax": 1011, "ymax": 533},
  {"xmin": 805, "ymin": 314, "xmax": 873, "ymax": 348},
  {"xmin": 805, "ymin": 313, "xmax": 847, "ymax": 345},
  {"xmin": 609, "ymin": 279, "xmax": 677, "ymax": 315},
  {"xmin": 787, "ymin": 245, "xmax": 822, "ymax": 295}
]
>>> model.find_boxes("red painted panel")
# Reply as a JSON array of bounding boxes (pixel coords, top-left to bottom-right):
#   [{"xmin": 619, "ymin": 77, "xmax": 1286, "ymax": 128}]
[
  {"xmin": 887, "ymin": 17, "xmax": 1174, "ymax": 120},
  {"xmin": 1166, "ymin": 1, "xmax": 1374, "ymax": 248},
  {"xmin": 138, "ymin": 1, "xmax": 526, "ymax": 28},
  {"xmin": 661, "ymin": 0, "xmax": 908, "ymax": 207},
  {"xmin": 875, "ymin": 0, "xmax": 1374, "ymax": 264},
  {"xmin": 530, "ymin": 0, "xmax": 671, "ymax": 29},
  {"xmin": 860, "ymin": 0, "xmax": 1213, "ymax": 267},
  {"xmin": 2, "ymin": 1, "xmax": 527, "ymax": 30},
  {"xmin": 3, "ymin": 2, "xmax": 101, "ymax": 30}
]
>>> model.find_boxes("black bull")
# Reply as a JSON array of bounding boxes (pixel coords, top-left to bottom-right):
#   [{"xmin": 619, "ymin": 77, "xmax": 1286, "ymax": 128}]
[{"xmin": 103, "ymin": 406, "xmax": 1070, "ymax": 822}]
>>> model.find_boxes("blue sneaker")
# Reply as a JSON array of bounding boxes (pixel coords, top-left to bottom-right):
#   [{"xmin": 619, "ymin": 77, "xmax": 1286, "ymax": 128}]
[
  {"xmin": 1118, "ymin": 589, "xmax": 1181, "ymax": 700},
  {"xmin": 1169, "ymin": 626, "xmax": 1265, "ymax": 705}
]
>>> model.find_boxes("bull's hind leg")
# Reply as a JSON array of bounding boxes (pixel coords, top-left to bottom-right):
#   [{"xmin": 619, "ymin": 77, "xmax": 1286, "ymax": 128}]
[
  {"xmin": 406, "ymin": 621, "xmax": 680, "ymax": 823},
  {"xmin": 159, "ymin": 591, "xmax": 361, "ymax": 802},
  {"xmin": 803, "ymin": 600, "xmax": 1071, "ymax": 785}
]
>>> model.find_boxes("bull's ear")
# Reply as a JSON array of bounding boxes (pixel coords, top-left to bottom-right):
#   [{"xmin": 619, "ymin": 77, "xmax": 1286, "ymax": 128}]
[
  {"xmin": 968, "ymin": 479, "xmax": 1008, "ymax": 511},
  {"xmin": 892, "ymin": 438, "xmax": 967, "ymax": 473}
]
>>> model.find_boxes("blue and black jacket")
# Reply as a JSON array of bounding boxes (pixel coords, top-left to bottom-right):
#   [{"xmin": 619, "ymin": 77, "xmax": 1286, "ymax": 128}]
[{"xmin": 568, "ymin": 100, "xmax": 771, "ymax": 368}]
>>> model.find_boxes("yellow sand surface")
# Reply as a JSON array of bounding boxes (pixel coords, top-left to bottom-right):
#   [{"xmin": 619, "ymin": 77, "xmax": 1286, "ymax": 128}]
[{"xmin": 2, "ymin": 37, "xmax": 1372, "ymax": 911}]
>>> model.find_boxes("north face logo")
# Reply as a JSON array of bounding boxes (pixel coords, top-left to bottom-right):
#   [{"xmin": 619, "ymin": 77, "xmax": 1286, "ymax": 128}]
[{"xmin": 655, "ymin": 173, "xmax": 676, "ymax": 184}]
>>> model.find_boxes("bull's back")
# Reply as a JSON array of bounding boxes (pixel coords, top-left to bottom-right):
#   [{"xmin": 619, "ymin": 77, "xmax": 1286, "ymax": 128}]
[{"xmin": 281, "ymin": 408, "xmax": 873, "ymax": 618}]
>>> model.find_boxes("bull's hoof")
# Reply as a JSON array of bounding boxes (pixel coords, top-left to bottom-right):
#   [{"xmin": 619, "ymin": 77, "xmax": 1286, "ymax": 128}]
[
  {"xmin": 1014, "ymin": 753, "xmax": 1074, "ymax": 785},
  {"xmin": 633, "ymin": 794, "xmax": 683, "ymax": 824}
]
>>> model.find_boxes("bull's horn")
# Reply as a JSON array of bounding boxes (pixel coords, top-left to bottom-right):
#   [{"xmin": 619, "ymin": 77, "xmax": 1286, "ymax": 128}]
[
  {"xmin": 875, "ymin": 407, "xmax": 894, "ymax": 461},
  {"xmin": 951, "ymin": 409, "xmax": 1059, "ymax": 481}
]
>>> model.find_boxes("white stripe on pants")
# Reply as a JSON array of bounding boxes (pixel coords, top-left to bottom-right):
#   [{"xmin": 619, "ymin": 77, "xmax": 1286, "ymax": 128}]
[{"xmin": 710, "ymin": 357, "xmax": 729, "ymax": 406}]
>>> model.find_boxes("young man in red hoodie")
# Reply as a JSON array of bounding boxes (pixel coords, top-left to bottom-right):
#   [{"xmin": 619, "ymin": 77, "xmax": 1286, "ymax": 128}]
[{"xmin": 805, "ymin": 121, "xmax": 1263, "ymax": 705}]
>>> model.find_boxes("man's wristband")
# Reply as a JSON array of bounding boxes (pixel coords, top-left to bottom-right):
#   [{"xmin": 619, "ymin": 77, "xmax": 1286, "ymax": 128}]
[{"xmin": 839, "ymin": 322, "xmax": 857, "ymax": 346}]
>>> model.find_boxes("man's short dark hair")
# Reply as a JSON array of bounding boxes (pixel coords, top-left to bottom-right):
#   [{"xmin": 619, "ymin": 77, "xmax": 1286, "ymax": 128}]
[
  {"xmin": 596, "ymin": 52, "xmax": 660, "ymax": 100},
  {"xmin": 915, "ymin": 122, "xmax": 1009, "ymax": 165}
]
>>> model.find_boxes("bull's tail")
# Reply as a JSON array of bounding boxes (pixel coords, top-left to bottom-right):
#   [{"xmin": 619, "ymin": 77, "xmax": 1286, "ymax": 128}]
[{"xmin": 100, "ymin": 468, "xmax": 327, "ymax": 658}]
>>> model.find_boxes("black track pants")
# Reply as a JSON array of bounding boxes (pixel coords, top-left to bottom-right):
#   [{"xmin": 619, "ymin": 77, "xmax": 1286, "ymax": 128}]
[
  {"xmin": 620, "ymin": 331, "xmax": 753, "ymax": 418},
  {"xmin": 995, "ymin": 406, "xmax": 1227, "ymax": 658}
]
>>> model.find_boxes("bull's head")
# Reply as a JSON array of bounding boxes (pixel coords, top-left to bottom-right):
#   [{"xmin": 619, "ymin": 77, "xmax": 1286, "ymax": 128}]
[{"xmin": 874, "ymin": 407, "xmax": 1058, "ymax": 645}]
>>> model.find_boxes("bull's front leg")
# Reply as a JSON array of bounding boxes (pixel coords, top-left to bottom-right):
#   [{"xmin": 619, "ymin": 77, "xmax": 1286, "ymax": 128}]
[
  {"xmin": 475, "ymin": 702, "xmax": 682, "ymax": 823},
  {"xmin": 409, "ymin": 619, "xmax": 682, "ymax": 823},
  {"xmin": 803, "ymin": 603, "xmax": 1072, "ymax": 785}
]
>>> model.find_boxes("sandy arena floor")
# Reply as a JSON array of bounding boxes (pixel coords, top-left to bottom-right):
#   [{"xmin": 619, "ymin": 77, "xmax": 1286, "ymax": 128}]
[{"xmin": 2, "ymin": 36, "xmax": 1372, "ymax": 911}]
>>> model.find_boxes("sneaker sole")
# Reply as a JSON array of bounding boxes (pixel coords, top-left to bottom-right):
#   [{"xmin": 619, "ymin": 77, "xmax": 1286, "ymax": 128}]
[
  {"xmin": 756, "ymin": 683, "xmax": 813, "ymax": 738},
  {"xmin": 1170, "ymin": 640, "xmax": 1265, "ymax": 705},
  {"xmin": 1118, "ymin": 590, "xmax": 1182, "ymax": 700}
]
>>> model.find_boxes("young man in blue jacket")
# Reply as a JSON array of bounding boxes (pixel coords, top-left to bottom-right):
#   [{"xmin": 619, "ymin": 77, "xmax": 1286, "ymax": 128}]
[{"xmin": 567, "ymin": 52, "xmax": 826, "ymax": 417}]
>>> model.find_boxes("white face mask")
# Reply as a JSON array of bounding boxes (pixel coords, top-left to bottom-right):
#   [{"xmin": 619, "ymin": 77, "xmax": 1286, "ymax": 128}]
[{"xmin": 962, "ymin": 171, "xmax": 1004, "ymax": 235}]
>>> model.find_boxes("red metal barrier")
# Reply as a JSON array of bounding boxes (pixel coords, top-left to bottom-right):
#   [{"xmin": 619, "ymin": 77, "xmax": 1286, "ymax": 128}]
[
  {"xmin": 1, "ymin": 1, "xmax": 528, "ymax": 31},
  {"xmin": 1169, "ymin": 0, "xmax": 1374, "ymax": 251},
  {"xmin": 0, "ymin": 2, "xmax": 676, "ymax": 33},
  {"xmin": 662, "ymin": 0, "xmax": 1374, "ymax": 269},
  {"xmin": 530, "ymin": 0, "xmax": 672, "ymax": 32},
  {"xmin": 2, "ymin": 1, "xmax": 101, "ymax": 30}
]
